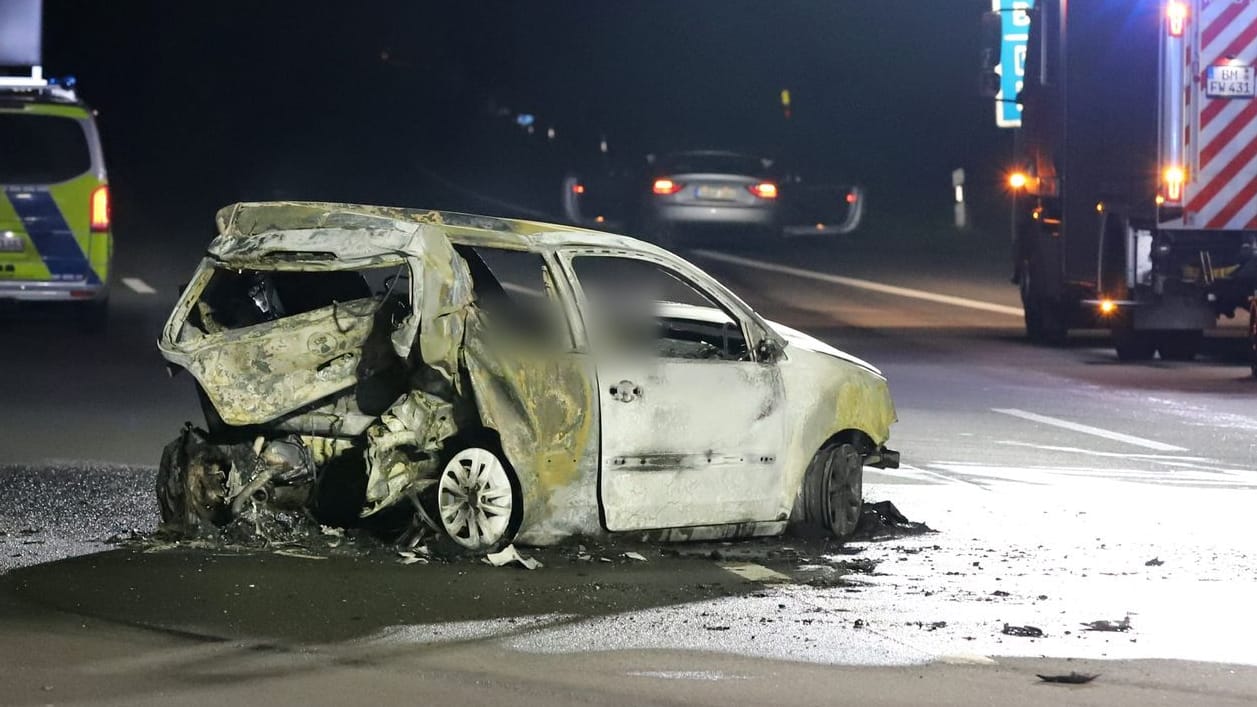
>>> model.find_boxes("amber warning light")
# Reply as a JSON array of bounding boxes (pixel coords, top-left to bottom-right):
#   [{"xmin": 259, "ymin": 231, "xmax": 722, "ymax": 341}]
[{"xmin": 1167, "ymin": 1, "xmax": 1188, "ymax": 37}]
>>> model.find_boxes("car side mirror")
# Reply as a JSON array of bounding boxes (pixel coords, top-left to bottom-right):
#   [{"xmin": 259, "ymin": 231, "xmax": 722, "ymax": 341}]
[{"xmin": 756, "ymin": 337, "xmax": 785, "ymax": 363}]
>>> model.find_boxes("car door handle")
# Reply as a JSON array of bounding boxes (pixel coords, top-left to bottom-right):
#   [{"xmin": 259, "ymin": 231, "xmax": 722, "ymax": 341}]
[{"xmin": 609, "ymin": 380, "xmax": 642, "ymax": 403}]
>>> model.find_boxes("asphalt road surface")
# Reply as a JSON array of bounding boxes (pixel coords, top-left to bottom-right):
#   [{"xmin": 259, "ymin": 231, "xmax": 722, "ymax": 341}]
[{"xmin": 2, "ymin": 220, "xmax": 1256, "ymax": 705}]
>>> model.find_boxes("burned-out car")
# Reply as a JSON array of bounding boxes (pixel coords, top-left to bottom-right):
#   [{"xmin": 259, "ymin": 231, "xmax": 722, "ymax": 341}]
[{"xmin": 156, "ymin": 202, "xmax": 898, "ymax": 551}]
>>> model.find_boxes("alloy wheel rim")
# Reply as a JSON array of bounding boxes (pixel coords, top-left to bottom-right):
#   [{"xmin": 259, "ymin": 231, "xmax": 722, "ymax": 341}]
[
  {"xmin": 827, "ymin": 450, "xmax": 862, "ymax": 533},
  {"xmin": 438, "ymin": 447, "xmax": 513, "ymax": 550}
]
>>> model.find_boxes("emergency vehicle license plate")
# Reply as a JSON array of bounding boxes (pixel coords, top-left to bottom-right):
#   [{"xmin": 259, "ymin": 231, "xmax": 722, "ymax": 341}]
[{"xmin": 1206, "ymin": 64, "xmax": 1255, "ymax": 98}]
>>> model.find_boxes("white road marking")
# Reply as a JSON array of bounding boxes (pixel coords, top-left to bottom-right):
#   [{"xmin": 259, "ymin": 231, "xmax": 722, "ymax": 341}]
[
  {"xmin": 719, "ymin": 562, "xmax": 791, "ymax": 583},
  {"xmin": 121, "ymin": 277, "xmax": 156, "ymax": 295},
  {"xmin": 994, "ymin": 440, "xmax": 1211, "ymax": 462},
  {"xmin": 690, "ymin": 249, "xmax": 1024, "ymax": 317},
  {"xmin": 991, "ymin": 408, "xmax": 1188, "ymax": 452},
  {"xmin": 938, "ymin": 654, "xmax": 998, "ymax": 666},
  {"xmin": 871, "ymin": 463, "xmax": 990, "ymax": 490}
]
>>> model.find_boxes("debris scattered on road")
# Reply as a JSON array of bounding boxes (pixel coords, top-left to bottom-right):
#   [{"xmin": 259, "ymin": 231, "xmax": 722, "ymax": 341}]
[
  {"xmin": 397, "ymin": 549, "xmax": 429, "ymax": 565},
  {"xmin": 1036, "ymin": 672, "xmax": 1099, "ymax": 684},
  {"xmin": 272, "ymin": 548, "xmax": 325, "ymax": 560},
  {"xmin": 622, "ymin": 551, "xmax": 648, "ymax": 562},
  {"xmin": 833, "ymin": 557, "xmax": 879, "ymax": 574},
  {"xmin": 1002, "ymin": 623, "xmax": 1045, "ymax": 638},
  {"xmin": 852, "ymin": 500, "xmax": 933, "ymax": 540},
  {"xmin": 484, "ymin": 544, "xmax": 543, "ymax": 570},
  {"xmin": 1145, "ymin": 557, "xmax": 1164, "ymax": 566},
  {"xmin": 1082, "ymin": 615, "xmax": 1131, "ymax": 632}
]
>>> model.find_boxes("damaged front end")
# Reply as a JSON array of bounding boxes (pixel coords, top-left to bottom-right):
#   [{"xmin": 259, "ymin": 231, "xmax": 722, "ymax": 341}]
[{"xmin": 156, "ymin": 203, "xmax": 488, "ymax": 546}]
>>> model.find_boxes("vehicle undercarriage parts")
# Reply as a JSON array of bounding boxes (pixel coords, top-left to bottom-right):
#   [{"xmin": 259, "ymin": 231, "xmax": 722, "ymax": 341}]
[
  {"xmin": 864, "ymin": 446, "xmax": 900, "ymax": 469},
  {"xmin": 361, "ymin": 388, "xmax": 459, "ymax": 516},
  {"xmin": 157, "ymin": 426, "xmax": 327, "ymax": 543}
]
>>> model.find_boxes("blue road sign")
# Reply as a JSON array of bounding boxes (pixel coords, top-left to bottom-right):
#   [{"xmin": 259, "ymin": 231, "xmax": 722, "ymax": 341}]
[{"xmin": 994, "ymin": 0, "xmax": 1035, "ymax": 128}]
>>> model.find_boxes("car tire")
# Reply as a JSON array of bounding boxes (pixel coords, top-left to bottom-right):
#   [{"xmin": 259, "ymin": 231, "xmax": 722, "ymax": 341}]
[
  {"xmin": 797, "ymin": 442, "xmax": 864, "ymax": 541},
  {"xmin": 155, "ymin": 426, "xmax": 232, "ymax": 537},
  {"xmin": 1112, "ymin": 328, "xmax": 1156, "ymax": 361},
  {"xmin": 1156, "ymin": 330, "xmax": 1203, "ymax": 361},
  {"xmin": 433, "ymin": 438, "xmax": 522, "ymax": 552}
]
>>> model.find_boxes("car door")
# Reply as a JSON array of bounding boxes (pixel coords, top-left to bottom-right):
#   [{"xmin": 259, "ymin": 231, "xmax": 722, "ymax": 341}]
[{"xmin": 562, "ymin": 251, "xmax": 789, "ymax": 531}]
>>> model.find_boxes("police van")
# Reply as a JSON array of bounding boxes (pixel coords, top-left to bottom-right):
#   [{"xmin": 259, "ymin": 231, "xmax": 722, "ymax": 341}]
[{"xmin": 0, "ymin": 69, "xmax": 112, "ymax": 329}]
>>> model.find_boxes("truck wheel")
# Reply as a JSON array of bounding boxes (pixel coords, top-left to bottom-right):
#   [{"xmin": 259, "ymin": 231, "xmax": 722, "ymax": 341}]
[
  {"xmin": 796, "ymin": 442, "xmax": 864, "ymax": 541},
  {"xmin": 1020, "ymin": 267, "xmax": 1066, "ymax": 345},
  {"xmin": 1156, "ymin": 330, "xmax": 1203, "ymax": 361},
  {"xmin": 1248, "ymin": 297, "xmax": 1257, "ymax": 377},
  {"xmin": 1112, "ymin": 328, "xmax": 1156, "ymax": 361}
]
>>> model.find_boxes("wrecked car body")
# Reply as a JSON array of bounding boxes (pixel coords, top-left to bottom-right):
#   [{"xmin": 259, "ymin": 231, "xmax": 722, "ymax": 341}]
[{"xmin": 157, "ymin": 202, "xmax": 899, "ymax": 551}]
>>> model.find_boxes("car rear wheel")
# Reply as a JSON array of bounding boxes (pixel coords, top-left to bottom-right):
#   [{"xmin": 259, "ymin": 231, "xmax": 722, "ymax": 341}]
[
  {"xmin": 797, "ymin": 442, "xmax": 864, "ymax": 541},
  {"xmin": 436, "ymin": 444, "xmax": 521, "ymax": 552},
  {"xmin": 155, "ymin": 427, "xmax": 232, "ymax": 537}
]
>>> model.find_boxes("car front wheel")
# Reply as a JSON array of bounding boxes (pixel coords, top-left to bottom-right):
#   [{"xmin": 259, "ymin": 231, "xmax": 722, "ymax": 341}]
[{"xmin": 796, "ymin": 442, "xmax": 864, "ymax": 541}]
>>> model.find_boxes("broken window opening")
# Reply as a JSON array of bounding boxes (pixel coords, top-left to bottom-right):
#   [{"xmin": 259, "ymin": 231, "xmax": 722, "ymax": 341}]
[
  {"xmin": 455, "ymin": 245, "xmax": 572, "ymax": 349},
  {"xmin": 184, "ymin": 263, "xmax": 412, "ymax": 337},
  {"xmin": 568, "ymin": 255, "xmax": 750, "ymax": 361}
]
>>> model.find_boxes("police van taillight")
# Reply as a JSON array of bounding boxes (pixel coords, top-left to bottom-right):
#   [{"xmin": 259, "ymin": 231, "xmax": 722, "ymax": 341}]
[{"xmin": 90, "ymin": 185, "xmax": 110, "ymax": 232}]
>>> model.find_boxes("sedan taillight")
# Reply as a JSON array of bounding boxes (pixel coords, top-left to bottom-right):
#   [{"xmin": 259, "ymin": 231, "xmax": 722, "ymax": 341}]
[
  {"xmin": 749, "ymin": 182, "xmax": 778, "ymax": 199},
  {"xmin": 652, "ymin": 178, "xmax": 683, "ymax": 195}
]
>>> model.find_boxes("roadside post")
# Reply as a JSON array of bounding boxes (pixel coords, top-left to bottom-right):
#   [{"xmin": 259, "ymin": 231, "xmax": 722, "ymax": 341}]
[{"xmin": 953, "ymin": 168, "xmax": 967, "ymax": 229}]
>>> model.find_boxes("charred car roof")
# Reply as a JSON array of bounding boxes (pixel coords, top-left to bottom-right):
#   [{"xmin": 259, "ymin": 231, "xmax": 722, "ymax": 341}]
[{"xmin": 210, "ymin": 201, "xmax": 671, "ymax": 265}]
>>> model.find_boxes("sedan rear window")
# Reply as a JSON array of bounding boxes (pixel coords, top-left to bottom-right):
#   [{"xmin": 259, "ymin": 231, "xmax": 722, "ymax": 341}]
[
  {"xmin": 658, "ymin": 153, "xmax": 767, "ymax": 177},
  {"xmin": 0, "ymin": 113, "xmax": 92, "ymax": 183}
]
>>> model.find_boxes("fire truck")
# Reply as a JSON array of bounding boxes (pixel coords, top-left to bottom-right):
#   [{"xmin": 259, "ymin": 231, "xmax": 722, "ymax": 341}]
[{"xmin": 991, "ymin": 0, "xmax": 1257, "ymax": 370}]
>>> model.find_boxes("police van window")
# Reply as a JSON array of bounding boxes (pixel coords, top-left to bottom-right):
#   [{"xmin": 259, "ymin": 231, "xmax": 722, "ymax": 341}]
[{"xmin": 0, "ymin": 114, "xmax": 91, "ymax": 183}]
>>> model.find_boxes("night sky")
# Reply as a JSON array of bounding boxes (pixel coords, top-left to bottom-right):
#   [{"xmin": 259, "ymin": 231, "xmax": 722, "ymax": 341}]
[{"xmin": 39, "ymin": 1, "xmax": 1008, "ymax": 236}]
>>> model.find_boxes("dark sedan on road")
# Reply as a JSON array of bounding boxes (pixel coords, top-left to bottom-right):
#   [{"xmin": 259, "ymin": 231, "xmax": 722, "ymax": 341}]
[{"xmin": 641, "ymin": 150, "xmax": 781, "ymax": 244}]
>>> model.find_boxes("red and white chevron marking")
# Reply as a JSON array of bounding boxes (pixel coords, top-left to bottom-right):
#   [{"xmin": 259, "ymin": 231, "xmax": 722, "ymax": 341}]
[{"xmin": 1190, "ymin": 0, "xmax": 1257, "ymax": 229}]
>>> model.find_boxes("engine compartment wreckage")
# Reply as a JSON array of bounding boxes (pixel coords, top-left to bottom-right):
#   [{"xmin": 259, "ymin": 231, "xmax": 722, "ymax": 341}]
[{"xmin": 157, "ymin": 202, "xmax": 899, "ymax": 552}]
